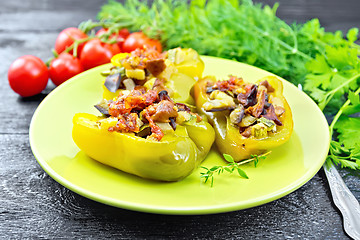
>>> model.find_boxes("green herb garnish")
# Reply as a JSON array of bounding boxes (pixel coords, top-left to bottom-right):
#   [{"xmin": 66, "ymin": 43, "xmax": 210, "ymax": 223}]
[
  {"xmin": 200, "ymin": 152, "xmax": 270, "ymax": 187},
  {"xmin": 251, "ymin": 154, "xmax": 268, "ymax": 168}
]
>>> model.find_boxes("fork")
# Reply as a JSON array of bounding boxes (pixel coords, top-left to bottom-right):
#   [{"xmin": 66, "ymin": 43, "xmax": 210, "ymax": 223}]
[{"xmin": 323, "ymin": 162, "xmax": 360, "ymax": 239}]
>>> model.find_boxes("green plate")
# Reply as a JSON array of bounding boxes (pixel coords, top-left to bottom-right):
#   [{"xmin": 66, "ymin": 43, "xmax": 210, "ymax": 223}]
[{"xmin": 29, "ymin": 56, "xmax": 330, "ymax": 215}]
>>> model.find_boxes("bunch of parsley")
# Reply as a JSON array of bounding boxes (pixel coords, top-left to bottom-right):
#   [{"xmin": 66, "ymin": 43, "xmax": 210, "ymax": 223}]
[{"xmin": 98, "ymin": 0, "xmax": 360, "ymax": 170}]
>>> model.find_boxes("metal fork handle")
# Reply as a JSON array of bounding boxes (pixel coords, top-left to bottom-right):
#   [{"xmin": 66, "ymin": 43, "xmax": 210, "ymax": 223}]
[{"xmin": 323, "ymin": 163, "xmax": 360, "ymax": 240}]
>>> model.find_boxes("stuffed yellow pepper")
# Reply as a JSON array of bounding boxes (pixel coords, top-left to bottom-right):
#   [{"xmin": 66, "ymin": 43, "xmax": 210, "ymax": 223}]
[
  {"xmin": 102, "ymin": 47, "xmax": 204, "ymax": 104},
  {"xmin": 73, "ymin": 89, "xmax": 215, "ymax": 181},
  {"xmin": 193, "ymin": 75, "xmax": 293, "ymax": 161}
]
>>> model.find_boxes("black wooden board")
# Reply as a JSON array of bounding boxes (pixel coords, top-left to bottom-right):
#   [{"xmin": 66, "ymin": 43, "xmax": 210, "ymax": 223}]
[{"xmin": 1, "ymin": 0, "xmax": 359, "ymax": 239}]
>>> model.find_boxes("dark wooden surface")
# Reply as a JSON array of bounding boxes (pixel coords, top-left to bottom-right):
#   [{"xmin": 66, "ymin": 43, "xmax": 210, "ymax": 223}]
[{"xmin": 1, "ymin": 0, "xmax": 359, "ymax": 239}]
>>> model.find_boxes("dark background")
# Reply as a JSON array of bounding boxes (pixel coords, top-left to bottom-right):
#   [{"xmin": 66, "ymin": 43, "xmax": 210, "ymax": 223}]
[{"xmin": 1, "ymin": 0, "xmax": 359, "ymax": 239}]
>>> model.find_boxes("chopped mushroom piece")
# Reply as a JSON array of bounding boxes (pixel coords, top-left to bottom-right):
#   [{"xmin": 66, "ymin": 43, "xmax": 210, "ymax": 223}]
[
  {"xmin": 241, "ymin": 127, "xmax": 252, "ymax": 138},
  {"xmin": 152, "ymin": 78, "xmax": 167, "ymax": 93},
  {"xmin": 158, "ymin": 90, "xmax": 173, "ymax": 102},
  {"xmin": 259, "ymin": 80, "xmax": 275, "ymax": 92},
  {"xmin": 237, "ymin": 84, "xmax": 257, "ymax": 107},
  {"xmin": 146, "ymin": 59, "xmax": 166, "ymax": 76},
  {"xmin": 149, "ymin": 100, "xmax": 178, "ymax": 122},
  {"xmin": 270, "ymin": 96, "xmax": 285, "ymax": 116},
  {"xmin": 258, "ymin": 84, "xmax": 268, "ymax": 94},
  {"xmin": 247, "ymin": 89, "xmax": 266, "ymax": 118},
  {"xmin": 262, "ymin": 104, "xmax": 282, "ymax": 126}
]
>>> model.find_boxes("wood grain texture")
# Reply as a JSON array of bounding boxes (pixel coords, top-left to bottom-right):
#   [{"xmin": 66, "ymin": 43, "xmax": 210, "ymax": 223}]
[
  {"xmin": 1, "ymin": 0, "xmax": 359, "ymax": 239},
  {"xmin": 254, "ymin": 0, "xmax": 360, "ymax": 33}
]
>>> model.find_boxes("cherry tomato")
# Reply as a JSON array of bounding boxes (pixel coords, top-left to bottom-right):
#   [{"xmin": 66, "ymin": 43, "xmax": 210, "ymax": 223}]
[
  {"xmin": 118, "ymin": 28, "xmax": 130, "ymax": 39},
  {"xmin": 122, "ymin": 32, "xmax": 162, "ymax": 53},
  {"xmin": 96, "ymin": 28, "xmax": 130, "ymax": 50},
  {"xmin": 49, "ymin": 53, "xmax": 84, "ymax": 86},
  {"xmin": 80, "ymin": 38, "xmax": 121, "ymax": 70},
  {"xmin": 55, "ymin": 27, "xmax": 88, "ymax": 55},
  {"xmin": 146, "ymin": 38, "xmax": 163, "ymax": 53},
  {"xmin": 8, "ymin": 55, "xmax": 49, "ymax": 97}
]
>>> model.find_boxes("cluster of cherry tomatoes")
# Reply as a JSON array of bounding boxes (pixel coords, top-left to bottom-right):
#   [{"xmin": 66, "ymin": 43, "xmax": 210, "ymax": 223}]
[{"xmin": 8, "ymin": 27, "xmax": 162, "ymax": 97}]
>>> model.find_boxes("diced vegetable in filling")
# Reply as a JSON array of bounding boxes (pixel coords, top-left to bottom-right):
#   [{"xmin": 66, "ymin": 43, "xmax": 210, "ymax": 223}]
[
  {"xmin": 203, "ymin": 76, "xmax": 285, "ymax": 139},
  {"xmin": 103, "ymin": 47, "xmax": 166, "ymax": 92}
]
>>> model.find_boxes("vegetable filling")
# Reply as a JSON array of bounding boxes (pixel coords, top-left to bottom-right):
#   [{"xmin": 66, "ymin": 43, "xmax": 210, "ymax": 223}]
[
  {"xmin": 95, "ymin": 89, "xmax": 201, "ymax": 141},
  {"xmin": 203, "ymin": 76, "xmax": 286, "ymax": 139}
]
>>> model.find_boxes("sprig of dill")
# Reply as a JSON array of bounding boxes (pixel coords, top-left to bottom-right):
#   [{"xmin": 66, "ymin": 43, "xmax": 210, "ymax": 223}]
[{"xmin": 98, "ymin": 0, "xmax": 314, "ymax": 85}]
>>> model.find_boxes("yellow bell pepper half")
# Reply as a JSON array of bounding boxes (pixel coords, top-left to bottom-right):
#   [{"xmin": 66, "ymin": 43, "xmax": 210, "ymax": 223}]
[
  {"xmin": 193, "ymin": 75, "xmax": 293, "ymax": 162},
  {"xmin": 72, "ymin": 113, "xmax": 215, "ymax": 181}
]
